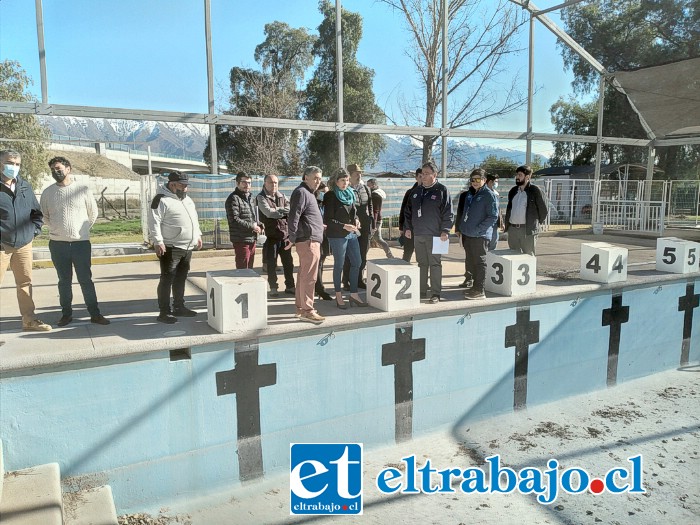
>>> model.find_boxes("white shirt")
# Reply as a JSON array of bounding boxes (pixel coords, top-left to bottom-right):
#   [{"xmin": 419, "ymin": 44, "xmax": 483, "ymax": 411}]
[{"xmin": 510, "ymin": 187, "xmax": 528, "ymax": 225}]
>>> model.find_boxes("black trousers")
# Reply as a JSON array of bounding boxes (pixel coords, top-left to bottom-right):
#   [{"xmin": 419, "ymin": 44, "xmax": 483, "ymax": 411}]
[
  {"xmin": 157, "ymin": 246, "xmax": 192, "ymax": 313},
  {"xmin": 463, "ymin": 235, "xmax": 488, "ymax": 293},
  {"xmin": 342, "ymin": 226, "xmax": 370, "ymax": 286},
  {"xmin": 401, "ymin": 233, "xmax": 415, "ymax": 263},
  {"xmin": 265, "ymin": 239, "xmax": 295, "ymax": 290}
]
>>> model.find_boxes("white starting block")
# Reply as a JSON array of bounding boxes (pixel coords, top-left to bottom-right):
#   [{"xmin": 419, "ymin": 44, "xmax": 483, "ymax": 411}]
[
  {"xmin": 366, "ymin": 260, "xmax": 420, "ymax": 311},
  {"xmin": 656, "ymin": 237, "xmax": 700, "ymax": 274},
  {"xmin": 485, "ymin": 250, "xmax": 537, "ymax": 296},
  {"xmin": 206, "ymin": 269, "xmax": 267, "ymax": 333},
  {"xmin": 579, "ymin": 242, "xmax": 628, "ymax": 283}
]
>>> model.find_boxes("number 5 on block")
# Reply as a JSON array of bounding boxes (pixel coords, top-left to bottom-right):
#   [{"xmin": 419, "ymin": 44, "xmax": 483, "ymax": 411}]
[{"xmin": 656, "ymin": 237, "xmax": 700, "ymax": 274}]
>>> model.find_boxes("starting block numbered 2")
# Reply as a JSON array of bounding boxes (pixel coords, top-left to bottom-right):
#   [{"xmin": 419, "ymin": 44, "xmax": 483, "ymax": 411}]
[
  {"xmin": 206, "ymin": 269, "xmax": 267, "ymax": 333},
  {"xmin": 485, "ymin": 250, "xmax": 537, "ymax": 296},
  {"xmin": 656, "ymin": 237, "xmax": 700, "ymax": 274},
  {"xmin": 366, "ymin": 260, "xmax": 420, "ymax": 311},
  {"xmin": 580, "ymin": 242, "xmax": 628, "ymax": 283}
]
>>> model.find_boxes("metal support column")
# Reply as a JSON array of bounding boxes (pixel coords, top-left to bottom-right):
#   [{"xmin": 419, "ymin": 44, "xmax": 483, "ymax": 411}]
[
  {"xmin": 592, "ymin": 75, "xmax": 605, "ymax": 224},
  {"xmin": 336, "ymin": 0, "xmax": 345, "ymax": 168},
  {"xmin": 526, "ymin": 14, "xmax": 534, "ymax": 164},
  {"xmin": 440, "ymin": 0, "xmax": 449, "ymax": 175},
  {"xmin": 35, "ymin": 0, "xmax": 48, "ymax": 103},
  {"xmin": 204, "ymin": 0, "xmax": 218, "ymax": 174}
]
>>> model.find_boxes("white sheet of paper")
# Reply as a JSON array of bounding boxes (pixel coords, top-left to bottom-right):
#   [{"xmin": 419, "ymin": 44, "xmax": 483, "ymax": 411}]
[{"xmin": 432, "ymin": 236, "xmax": 449, "ymax": 254}]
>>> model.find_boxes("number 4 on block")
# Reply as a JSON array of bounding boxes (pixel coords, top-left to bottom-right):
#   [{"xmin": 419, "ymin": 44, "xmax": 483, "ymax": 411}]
[{"xmin": 580, "ymin": 242, "xmax": 628, "ymax": 283}]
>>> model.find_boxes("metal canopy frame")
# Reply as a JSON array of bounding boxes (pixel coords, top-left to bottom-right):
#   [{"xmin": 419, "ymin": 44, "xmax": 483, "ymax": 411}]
[{"xmin": 3, "ymin": 0, "xmax": 698, "ymax": 179}]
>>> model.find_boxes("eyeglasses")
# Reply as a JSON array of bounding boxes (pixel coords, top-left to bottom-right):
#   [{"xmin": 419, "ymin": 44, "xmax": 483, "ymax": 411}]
[{"xmin": 470, "ymin": 178, "xmax": 483, "ymax": 182}]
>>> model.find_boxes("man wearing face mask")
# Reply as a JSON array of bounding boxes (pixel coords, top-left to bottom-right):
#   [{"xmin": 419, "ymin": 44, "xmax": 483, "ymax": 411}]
[
  {"xmin": 148, "ymin": 171, "xmax": 202, "ymax": 324},
  {"xmin": 504, "ymin": 165, "xmax": 547, "ymax": 256},
  {"xmin": 40, "ymin": 156, "xmax": 109, "ymax": 326},
  {"xmin": 0, "ymin": 149, "xmax": 51, "ymax": 331},
  {"xmin": 485, "ymin": 173, "xmax": 504, "ymax": 250}
]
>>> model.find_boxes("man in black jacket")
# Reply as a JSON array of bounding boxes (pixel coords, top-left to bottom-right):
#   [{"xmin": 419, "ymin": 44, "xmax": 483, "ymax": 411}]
[
  {"xmin": 225, "ymin": 172, "xmax": 264, "ymax": 269},
  {"xmin": 256, "ymin": 174, "xmax": 295, "ymax": 297},
  {"xmin": 0, "ymin": 150, "xmax": 51, "ymax": 331},
  {"xmin": 399, "ymin": 168, "xmax": 422, "ymax": 262},
  {"xmin": 504, "ymin": 165, "xmax": 548, "ymax": 256}
]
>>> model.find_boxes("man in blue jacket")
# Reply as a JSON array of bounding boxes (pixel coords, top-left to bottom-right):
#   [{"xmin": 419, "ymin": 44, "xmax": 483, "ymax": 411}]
[
  {"xmin": 457, "ymin": 168, "xmax": 499, "ymax": 300},
  {"xmin": 0, "ymin": 150, "xmax": 51, "ymax": 331},
  {"xmin": 404, "ymin": 161, "xmax": 454, "ymax": 303}
]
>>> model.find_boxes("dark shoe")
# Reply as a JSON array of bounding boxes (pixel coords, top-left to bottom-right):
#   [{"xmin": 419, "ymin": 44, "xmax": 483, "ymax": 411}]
[
  {"xmin": 428, "ymin": 295, "xmax": 441, "ymax": 304},
  {"xmin": 349, "ymin": 296, "xmax": 368, "ymax": 307},
  {"xmin": 90, "ymin": 314, "xmax": 111, "ymax": 325},
  {"xmin": 464, "ymin": 289, "xmax": 486, "ymax": 300},
  {"xmin": 269, "ymin": 288, "xmax": 280, "ymax": 298},
  {"xmin": 357, "ymin": 281, "xmax": 367, "ymax": 289},
  {"xmin": 459, "ymin": 278, "xmax": 474, "ymax": 288},
  {"xmin": 157, "ymin": 313, "xmax": 178, "ymax": 324},
  {"xmin": 342, "ymin": 283, "xmax": 351, "ymax": 292},
  {"xmin": 173, "ymin": 306, "xmax": 197, "ymax": 317},
  {"xmin": 57, "ymin": 315, "xmax": 73, "ymax": 327},
  {"xmin": 336, "ymin": 298, "xmax": 348, "ymax": 310},
  {"xmin": 317, "ymin": 291, "xmax": 333, "ymax": 301},
  {"xmin": 284, "ymin": 287, "xmax": 296, "ymax": 295}
]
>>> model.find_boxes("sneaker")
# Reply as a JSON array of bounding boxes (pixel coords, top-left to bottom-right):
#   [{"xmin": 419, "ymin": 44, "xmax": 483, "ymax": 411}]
[
  {"xmin": 172, "ymin": 307, "xmax": 197, "ymax": 317},
  {"xmin": 90, "ymin": 314, "xmax": 111, "ymax": 325},
  {"xmin": 23, "ymin": 319, "xmax": 52, "ymax": 332},
  {"xmin": 298, "ymin": 311, "xmax": 325, "ymax": 324},
  {"xmin": 269, "ymin": 288, "xmax": 280, "ymax": 298},
  {"xmin": 157, "ymin": 313, "xmax": 178, "ymax": 324},
  {"xmin": 294, "ymin": 309, "xmax": 302, "ymax": 318},
  {"xmin": 428, "ymin": 295, "xmax": 441, "ymax": 304},
  {"xmin": 464, "ymin": 289, "xmax": 486, "ymax": 300},
  {"xmin": 284, "ymin": 287, "xmax": 296, "ymax": 295},
  {"xmin": 459, "ymin": 278, "xmax": 474, "ymax": 288},
  {"xmin": 57, "ymin": 315, "xmax": 73, "ymax": 327}
]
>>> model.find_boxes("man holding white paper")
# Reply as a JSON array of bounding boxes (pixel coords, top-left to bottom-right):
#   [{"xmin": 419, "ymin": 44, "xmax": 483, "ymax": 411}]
[{"xmin": 404, "ymin": 161, "xmax": 454, "ymax": 303}]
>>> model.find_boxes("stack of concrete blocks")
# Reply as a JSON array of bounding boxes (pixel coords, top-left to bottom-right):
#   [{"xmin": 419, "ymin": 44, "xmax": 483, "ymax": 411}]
[{"xmin": 0, "ymin": 440, "xmax": 118, "ymax": 524}]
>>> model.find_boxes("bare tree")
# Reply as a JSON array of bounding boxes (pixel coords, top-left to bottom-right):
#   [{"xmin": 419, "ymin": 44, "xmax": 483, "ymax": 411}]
[{"xmin": 380, "ymin": 0, "xmax": 527, "ymax": 164}]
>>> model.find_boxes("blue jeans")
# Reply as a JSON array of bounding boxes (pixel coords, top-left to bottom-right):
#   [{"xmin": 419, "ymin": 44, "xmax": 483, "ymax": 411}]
[
  {"xmin": 49, "ymin": 240, "xmax": 101, "ymax": 317},
  {"xmin": 329, "ymin": 233, "xmax": 361, "ymax": 293}
]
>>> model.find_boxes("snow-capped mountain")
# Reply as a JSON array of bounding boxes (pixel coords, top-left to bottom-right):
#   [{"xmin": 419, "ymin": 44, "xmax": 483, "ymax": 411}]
[{"xmin": 41, "ymin": 117, "xmax": 209, "ymax": 159}]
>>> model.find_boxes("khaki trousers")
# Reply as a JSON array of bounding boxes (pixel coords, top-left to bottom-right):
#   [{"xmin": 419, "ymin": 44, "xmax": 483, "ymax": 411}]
[
  {"xmin": 294, "ymin": 240, "xmax": 320, "ymax": 314},
  {"xmin": 0, "ymin": 242, "xmax": 37, "ymax": 322}
]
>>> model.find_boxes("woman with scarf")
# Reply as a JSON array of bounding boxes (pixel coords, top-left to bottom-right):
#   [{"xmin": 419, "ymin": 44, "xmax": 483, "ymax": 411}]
[{"xmin": 323, "ymin": 168, "xmax": 368, "ymax": 309}]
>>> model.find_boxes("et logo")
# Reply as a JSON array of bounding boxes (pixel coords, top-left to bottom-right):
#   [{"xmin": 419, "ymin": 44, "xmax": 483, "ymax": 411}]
[{"xmin": 290, "ymin": 443, "xmax": 363, "ymax": 515}]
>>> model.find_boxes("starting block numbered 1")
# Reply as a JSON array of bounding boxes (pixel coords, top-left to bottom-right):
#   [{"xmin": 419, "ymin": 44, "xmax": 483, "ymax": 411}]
[
  {"xmin": 580, "ymin": 242, "xmax": 628, "ymax": 283},
  {"xmin": 656, "ymin": 237, "xmax": 700, "ymax": 274},
  {"xmin": 485, "ymin": 250, "xmax": 537, "ymax": 296},
  {"xmin": 206, "ymin": 269, "xmax": 267, "ymax": 333},
  {"xmin": 366, "ymin": 260, "xmax": 420, "ymax": 311}
]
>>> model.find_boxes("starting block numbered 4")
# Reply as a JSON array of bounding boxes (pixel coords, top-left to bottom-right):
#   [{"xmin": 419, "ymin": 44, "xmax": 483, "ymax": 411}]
[
  {"xmin": 485, "ymin": 250, "xmax": 537, "ymax": 296},
  {"xmin": 656, "ymin": 237, "xmax": 700, "ymax": 274},
  {"xmin": 207, "ymin": 269, "xmax": 267, "ymax": 333},
  {"xmin": 366, "ymin": 260, "xmax": 420, "ymax": 311},
  {"xmin": 580, "ymin": 242, "xmax": 628, "ymax": 283}
]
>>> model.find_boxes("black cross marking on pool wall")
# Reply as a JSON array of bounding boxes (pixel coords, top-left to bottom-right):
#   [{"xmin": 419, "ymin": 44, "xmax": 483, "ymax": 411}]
[
  {"xmin": 382, "ymin": 323, "xmax": 426, "ymax": 443},
  {"xmin": 216, "ymin": 340, "xmax": 277, "ymax": 481},
  {"xmin": 505, "ymin": 307, "xmax": 540, "ymax": 410},
  {"xmin": 602, "ymin": 293, "xmax": 630, "ymax": 387},
  {"xmin": 678, "ymin": 282, "xmax": 699, "ymax": 366}
]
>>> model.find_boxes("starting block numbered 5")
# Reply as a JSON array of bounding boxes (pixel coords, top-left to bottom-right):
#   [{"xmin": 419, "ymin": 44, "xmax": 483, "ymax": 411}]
[
  {"xmin": 207, "ymin": 269, "xmax": 267, "ymax": 333},
  {"xmin": 656, "ymin": 237, "xmax": 700, "ymax": 274},
  {"xmin": 580, "ymin": 242, "xmax": 628, "ymax": 283},
  {"xmin": 485, "ymin": 250, "xmax": 537, "ymax": 296},
  {"xmin": 366, "ymin": 260, "xmax": 420, "ymax": 311}
]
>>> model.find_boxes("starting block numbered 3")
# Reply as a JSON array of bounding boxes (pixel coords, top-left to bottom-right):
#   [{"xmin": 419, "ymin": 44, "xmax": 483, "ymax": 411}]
[
  {"xmin": 580, "ymin": 242, "xmax": 628, "ymax": 283},
  {"xmin": 656, "ymin": 237, "xmax": 700, "ymax": 274},
  {"xmin": 485, "ymin": 250, "xmax": 537, "ymax": 296},
  {"xmin": 207, "ymin": 269, "xmax": 267, "ymax": 333},
  {"xmin": 366, "ymin": 260, "xmax": 420, "ymax": 311}
]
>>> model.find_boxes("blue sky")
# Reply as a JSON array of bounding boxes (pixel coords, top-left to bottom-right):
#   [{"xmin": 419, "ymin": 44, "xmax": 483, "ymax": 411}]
[{"xmin": 1, "ymin": 0, "xmax": 580, "ymax": 158}]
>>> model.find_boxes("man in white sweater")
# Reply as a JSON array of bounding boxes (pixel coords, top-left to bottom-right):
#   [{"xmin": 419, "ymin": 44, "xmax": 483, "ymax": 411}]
[{"xmin": 40, "ymin": 156, "xmax": 109, "ymax": 326}]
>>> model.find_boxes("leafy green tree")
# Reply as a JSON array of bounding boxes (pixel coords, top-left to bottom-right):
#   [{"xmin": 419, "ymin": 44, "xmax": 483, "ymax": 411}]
[
  {"xmin": 304, "ymin": 1, "xmax": 386, "ymax": 172},
  {"xmin": 0, "ymin": 60, "xmax": 49, "ymax": 187},
  {"xmin": 480, "ymin": 154, "xmax": 518, "ymax": 178},
  {"xmin": 551, "ymin": 0, "xmax": 699, "ymax": 178},
  {"xmin": 206, "ymin": 22, "xmax": 315, "ymax": 175}
]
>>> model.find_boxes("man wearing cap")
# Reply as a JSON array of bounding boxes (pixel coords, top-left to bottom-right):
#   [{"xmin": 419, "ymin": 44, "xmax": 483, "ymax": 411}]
[
  {"xmin": 504, "ymin": 165, "xmax": 547, "ymax": 256},
  {"xmin": 225, "ymin": 171, "xmax": 264, "ymax": 269},
  {"xmin": 404, "ymin": 160, "xmax": 454, "ymax": 304},
  {"xmin": 148, "ymin": 170, "xmax": 202, "ymax": 324},
  {"xmin": 40, "ymin": 156, "xmax": 109, "ymax": 326},
  {"xmin": 0, "ymin": 149, "xmax": 51, "ymax": 332},
  {"xmin": 342, "ymin": 163, "xmax": 374, "ymax": 290}
]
